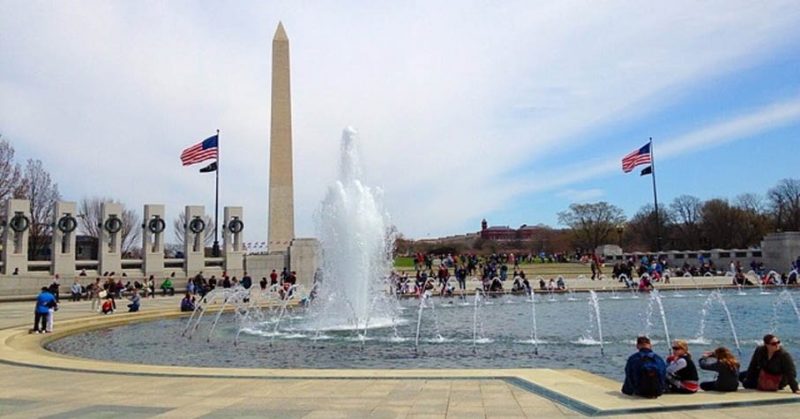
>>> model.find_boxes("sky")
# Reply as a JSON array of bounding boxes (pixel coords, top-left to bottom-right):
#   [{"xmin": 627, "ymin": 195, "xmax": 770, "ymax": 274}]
[{"xmin": 1, "ymin": 1, "xmax": 799, "ymax": 243}]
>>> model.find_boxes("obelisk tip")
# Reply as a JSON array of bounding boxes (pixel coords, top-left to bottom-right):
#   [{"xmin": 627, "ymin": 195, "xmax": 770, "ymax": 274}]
[{"xmin": 274, "ymin": 22, "xmax": 288, "ymax": 41}]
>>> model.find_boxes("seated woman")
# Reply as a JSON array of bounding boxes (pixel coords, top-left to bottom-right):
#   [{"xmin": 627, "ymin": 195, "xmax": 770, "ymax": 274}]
[
  {"xmin": 666, "ymin": 340, "xmax": 699, "ymax": 393},
  {"xmin": 740, "ymin": 334, "xmax": 799, "ymax": 393},
  {"xmin": 180, "ymin": 292, "xmax": 195, "ymax": 312},
  {"xmin": 699, "ymin": 347, "xmax": 740, "ymax": 392},
  {"xmin": 511, "ymin": 277, "xmax": 524, "ymax": 294},
  {"xmin": 127, "ymin": 290, "xmax": 141, "ymax": 312}
]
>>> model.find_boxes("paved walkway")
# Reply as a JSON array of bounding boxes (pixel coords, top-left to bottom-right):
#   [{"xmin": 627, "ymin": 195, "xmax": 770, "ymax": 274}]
[{"xmin": 1, "ymin": 295, "xmax": 799, "ymax": 418}]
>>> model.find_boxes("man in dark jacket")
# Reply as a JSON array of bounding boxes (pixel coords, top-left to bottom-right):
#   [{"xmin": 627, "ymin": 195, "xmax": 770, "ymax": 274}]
[{"xmin": 622, "ymin": 336, "xmax": 667, "ymax": 397}]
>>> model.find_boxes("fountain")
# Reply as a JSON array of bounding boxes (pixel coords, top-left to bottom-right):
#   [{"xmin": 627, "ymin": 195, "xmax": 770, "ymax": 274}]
[
  {"xmin": 649, "ymin": 290, "xmax": 672, "ymax": 354},
  {"xmin": 771, "ymin": 289, "xmax": 800, "ymax": 334},
  {"xmin": 308, "ymin": 128, "xmax": 398, "ymax": 330},
  {"xmin": 589, "ymin": 290, "xmax": 604, "ymax": 355},
  {"xmin": 529, "ymin": 290, "xmax": 540, "ymax": 354},
  {"xmin": 695, "ymin": 290, "xmax": 742, "ymax": 356}
]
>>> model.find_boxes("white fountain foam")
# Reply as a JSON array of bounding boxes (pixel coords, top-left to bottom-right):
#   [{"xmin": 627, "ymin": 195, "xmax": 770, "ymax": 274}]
[{"xmin": 309, "ymin": 128, "xmax": 398, "ymax": 331}]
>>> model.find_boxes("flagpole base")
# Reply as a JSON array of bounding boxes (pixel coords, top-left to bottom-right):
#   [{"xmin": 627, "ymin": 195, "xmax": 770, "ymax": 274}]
[{"xmin": 212, "ymin": 241, "xmax": 220, "ymax": 257}]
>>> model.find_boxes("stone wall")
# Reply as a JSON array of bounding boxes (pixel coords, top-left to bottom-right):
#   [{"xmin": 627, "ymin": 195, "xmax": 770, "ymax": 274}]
[{"xmin": 761, "ymin": 232, "xmax": 800, "ymax": 272}]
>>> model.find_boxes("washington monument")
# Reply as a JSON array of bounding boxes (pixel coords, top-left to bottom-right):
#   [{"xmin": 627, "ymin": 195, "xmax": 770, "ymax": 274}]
[{"xmin": 267, "ymin": 22, "xmax": 294, "ymax": 251}]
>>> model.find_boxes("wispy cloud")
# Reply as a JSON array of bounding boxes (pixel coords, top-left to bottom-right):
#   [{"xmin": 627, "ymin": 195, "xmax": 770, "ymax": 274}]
[
  {"xmin": 516, "ymin": 95, "xmax": 800, "ymax": 196},
  {"xmin": 556, "ymin": 188, "xmax": 605, "ymax": 203}
]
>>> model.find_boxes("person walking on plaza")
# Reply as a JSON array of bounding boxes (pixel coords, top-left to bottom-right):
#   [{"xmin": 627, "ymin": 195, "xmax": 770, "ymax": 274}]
[
  {"xmin": 90, "ymin": 278, "xmax": 104, "ymax": 312},
  {"xmin": 31, "ymin": 287, "xmax": 56, "ymax": 334},
  {"xmin": 49, "ymin": 274, "xmax": 61, "ymax": 302},
  {"xmin": 740, "ymin": 334, "xmax": 798, "ymax": 393},
  {"xmin": 699, "ymin": 347, "xmax": 740, "ymax": 392},
  {"xmin": 622, "ymin": 336, "xmax": 667, "ymax": 398}
]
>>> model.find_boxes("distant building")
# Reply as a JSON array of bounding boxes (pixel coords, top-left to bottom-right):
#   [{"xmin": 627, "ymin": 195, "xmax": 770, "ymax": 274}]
[{"xmin": 479, "ymin": 219, "xmax": 537, "ymax": 242}]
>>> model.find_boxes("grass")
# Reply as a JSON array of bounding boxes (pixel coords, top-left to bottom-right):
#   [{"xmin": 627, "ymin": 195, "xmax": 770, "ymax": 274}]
[{"xmin": 392, "ymin": 259, "xmax": 594, "ymax": 277}]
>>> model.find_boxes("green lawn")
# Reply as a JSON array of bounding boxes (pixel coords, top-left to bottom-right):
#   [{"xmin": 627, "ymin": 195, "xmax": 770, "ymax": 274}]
[{"xmin": 392, "ymin": 258, "xmax": 593, "ymax": 277}]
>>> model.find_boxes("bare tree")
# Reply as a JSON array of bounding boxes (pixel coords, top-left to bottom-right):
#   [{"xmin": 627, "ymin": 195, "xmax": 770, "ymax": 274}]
[
  {"xmin": 20, "ymin": 159, "xmax": 61, "ymax": 260},
  {"xmin": 172, "ymin": 212, "xmax": 215, "ymax": 247},
  {"xmin": 626, "ymin": 204, "xmax": 672, "ymax": 251},
  {"xmin": 767, "ymin": 178, "xmax": 800, "ymax": 231},
  {"xmin": 734, "ymin": 193, "xmax": 771, "ymax": 248},
  {"xmin": 78, "ymin": 197, "xmax": 141, "ymax": 255},
  {"xmin": 669, "ymin": 195, "xmax": 702, "ymax": 250},
  {"xmin": 557, "ymin": 202, "xmax": 626, "ymax": 251},
  {"xmin": 0, "ymin": 136, "xmax": 25, "ymax": 204}
]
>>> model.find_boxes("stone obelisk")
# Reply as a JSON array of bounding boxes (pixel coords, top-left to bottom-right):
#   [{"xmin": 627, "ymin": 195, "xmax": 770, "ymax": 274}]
[{"xmin": 267, "ymin": 22, "xmax": 295, "ymax": 251}]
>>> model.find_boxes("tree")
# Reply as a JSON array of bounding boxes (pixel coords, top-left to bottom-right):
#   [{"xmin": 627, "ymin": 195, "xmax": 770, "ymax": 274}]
[
  {"xmin": 21, "ymin": 159, "xmax": 61, "ymax": 260},
  {"xmin": 669, "ymin": 195, "xmax": 703, "ymax": 250},
  {"xmin": 172, "ymin": 212, "xmax": 215, "ymax": 247},
  {"xmin": 626, "ymin": 204, "xmax": 672, "ymax": 251},
  {"xmin": 0, "ymin": 136, "xmax": 25, "ymax": 204},
  {"xmin": 767, "ymin": 178, "xmax": 800, "ymax": 232},
  {"xmin": 557, "ymin": 202, "xmax": 626, "ymax": 251},
  {"xmin": 699, "ymin": 198, "xmax": 759, "ymax": 249},
  {"xmin": 78, "ymin": 197, "xmax": 141, "ymax": 255},
  {"xmin": 733, "ymin": 193, "xmax": 771, "ymax": 248}
]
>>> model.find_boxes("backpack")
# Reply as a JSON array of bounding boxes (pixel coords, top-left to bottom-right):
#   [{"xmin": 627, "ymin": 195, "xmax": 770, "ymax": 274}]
[{"xmin": 638, "ymin": 353, "xmax": 664, "ymax": 398}]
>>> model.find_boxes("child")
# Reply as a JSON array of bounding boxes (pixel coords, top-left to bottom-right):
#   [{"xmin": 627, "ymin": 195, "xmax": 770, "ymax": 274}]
[
  {"xmin": 46, "ymin": 300, "xmax": 57, "ymax": 333},
  {"xmin": 101, "ymin": 297, "xmax": 115, "ymax": 314}
]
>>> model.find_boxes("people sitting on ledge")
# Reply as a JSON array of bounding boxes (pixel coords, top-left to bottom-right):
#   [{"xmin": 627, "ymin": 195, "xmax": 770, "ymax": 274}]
[
  {"xmin": 739, "ymin": 334, "xmax": 798, "ymax": 393},
  {"xmin": 161, "ymin": 276, "xmax": 175, "ymax": 296},
  {"xmin": 180, "ymin": 292, "xmax": 195, "ymax": 312},
  {"xmin": 127, "ymin": 289, "xmax": 140, "ymax": 312},
  {"xmin": 699, "ymin": 346, "xmax": 740, "ymax": 392},
  {"xmin": 733, "ymin": 268, "xmax": 754, "ymax": 286},
  {"xmin": 622, "ymin": 336, "xmax": 667, "ymax": 398},
  {"xmin": 665, "ymin": 340, "xmax": 699, "ymax": 394}
]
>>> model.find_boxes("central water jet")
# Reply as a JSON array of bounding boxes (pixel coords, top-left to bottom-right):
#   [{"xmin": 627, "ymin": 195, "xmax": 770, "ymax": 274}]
[{"xmin": 309, "ymin": 128, "xmax": 398, "ymax": 330}]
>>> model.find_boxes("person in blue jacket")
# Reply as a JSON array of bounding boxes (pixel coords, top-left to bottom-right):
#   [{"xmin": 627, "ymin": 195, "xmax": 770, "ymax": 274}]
[
  {"xmin": 32, "ymin": 287, "xmax": 57, "ymax": 333},
  {"xmin": 622, "ymin": 336, "xmax": 668, "ymax": 397}
]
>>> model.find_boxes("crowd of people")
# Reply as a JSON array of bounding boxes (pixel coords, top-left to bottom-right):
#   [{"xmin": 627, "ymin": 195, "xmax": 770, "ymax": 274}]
[
  {"xmin": 30, "ymin": 267, "xmax": 294, "ymax": 332},
  {"xmin": 622, "ymin": 334, "xmax": 798, "ymax": 397}
]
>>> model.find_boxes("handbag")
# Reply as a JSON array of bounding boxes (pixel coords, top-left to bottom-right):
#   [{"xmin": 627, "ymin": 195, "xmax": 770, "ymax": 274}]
[{"xmin": 757, "ymin": 370, "xmax": 782, "ymax": 391}]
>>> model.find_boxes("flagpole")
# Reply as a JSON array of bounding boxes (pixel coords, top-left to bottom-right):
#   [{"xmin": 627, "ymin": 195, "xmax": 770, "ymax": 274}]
[
  {"xmin": 212, "ymin": 129, "xmax": 220, "ymax": 257},
  {"xmin": 649, "ymin": 137, "xmax": 661, "ymax": 252}
]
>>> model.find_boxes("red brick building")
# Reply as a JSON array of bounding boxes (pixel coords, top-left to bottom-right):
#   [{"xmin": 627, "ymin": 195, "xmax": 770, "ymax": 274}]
[{"xmin": 479, "ymin": 219, "xmax": 537, "ymax": 242}]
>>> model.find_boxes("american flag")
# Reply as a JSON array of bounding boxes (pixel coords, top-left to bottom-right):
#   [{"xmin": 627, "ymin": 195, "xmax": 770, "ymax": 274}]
[
  {"xmin": 621, "ymin": 142, "xmax": 651, "ymax": 173},
  {"xmin": 180, "ymin": 135, "xmax": 218, "ymax": 166}
]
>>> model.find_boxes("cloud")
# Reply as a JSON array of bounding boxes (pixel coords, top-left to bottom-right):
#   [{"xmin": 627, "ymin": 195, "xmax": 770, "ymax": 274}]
[
  {"xmin": 556, "ymin": 189, "xmax": 605, "ymax": 202},
  {"xmin": 516, "ymin": 95, "xmax": 800, "ymax": 196},
  {"xmin": 1, "ymin": 1, "xmax": 799, "ymax": 241}
]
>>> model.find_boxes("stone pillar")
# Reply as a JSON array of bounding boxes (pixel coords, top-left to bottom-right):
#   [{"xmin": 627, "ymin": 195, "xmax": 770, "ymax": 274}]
[
  {"xmin": 98, "ymin": 202, "xmax": 123, "ymax": 275},
  {"xmin": 2, "ymin": 199, "xmax": 31, "ymax": 275},
  {"xmin": 223, "ymin": 206, "xmax": 244, "ymax": 277},
  {"xmin": 288, "ymin": 238, "xmax": 319, "ymax": 290},
  {"xmin": 267, "ymin": 22, "xmax": 295, "ymax": 252},
  {"xmin": 51, "ymin": 201, "xmax": 78, "ymax": 277},
  {"xmin": 142, "ymin": 204, "xmax": 166, "ymax": 277},
  {"xmin": 183, "ymin": 205, "xmax": 206, "ymax": 276},
  {"xmin": 761, "ymin": 231, "xmax": 800, "ymax": 271}
]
